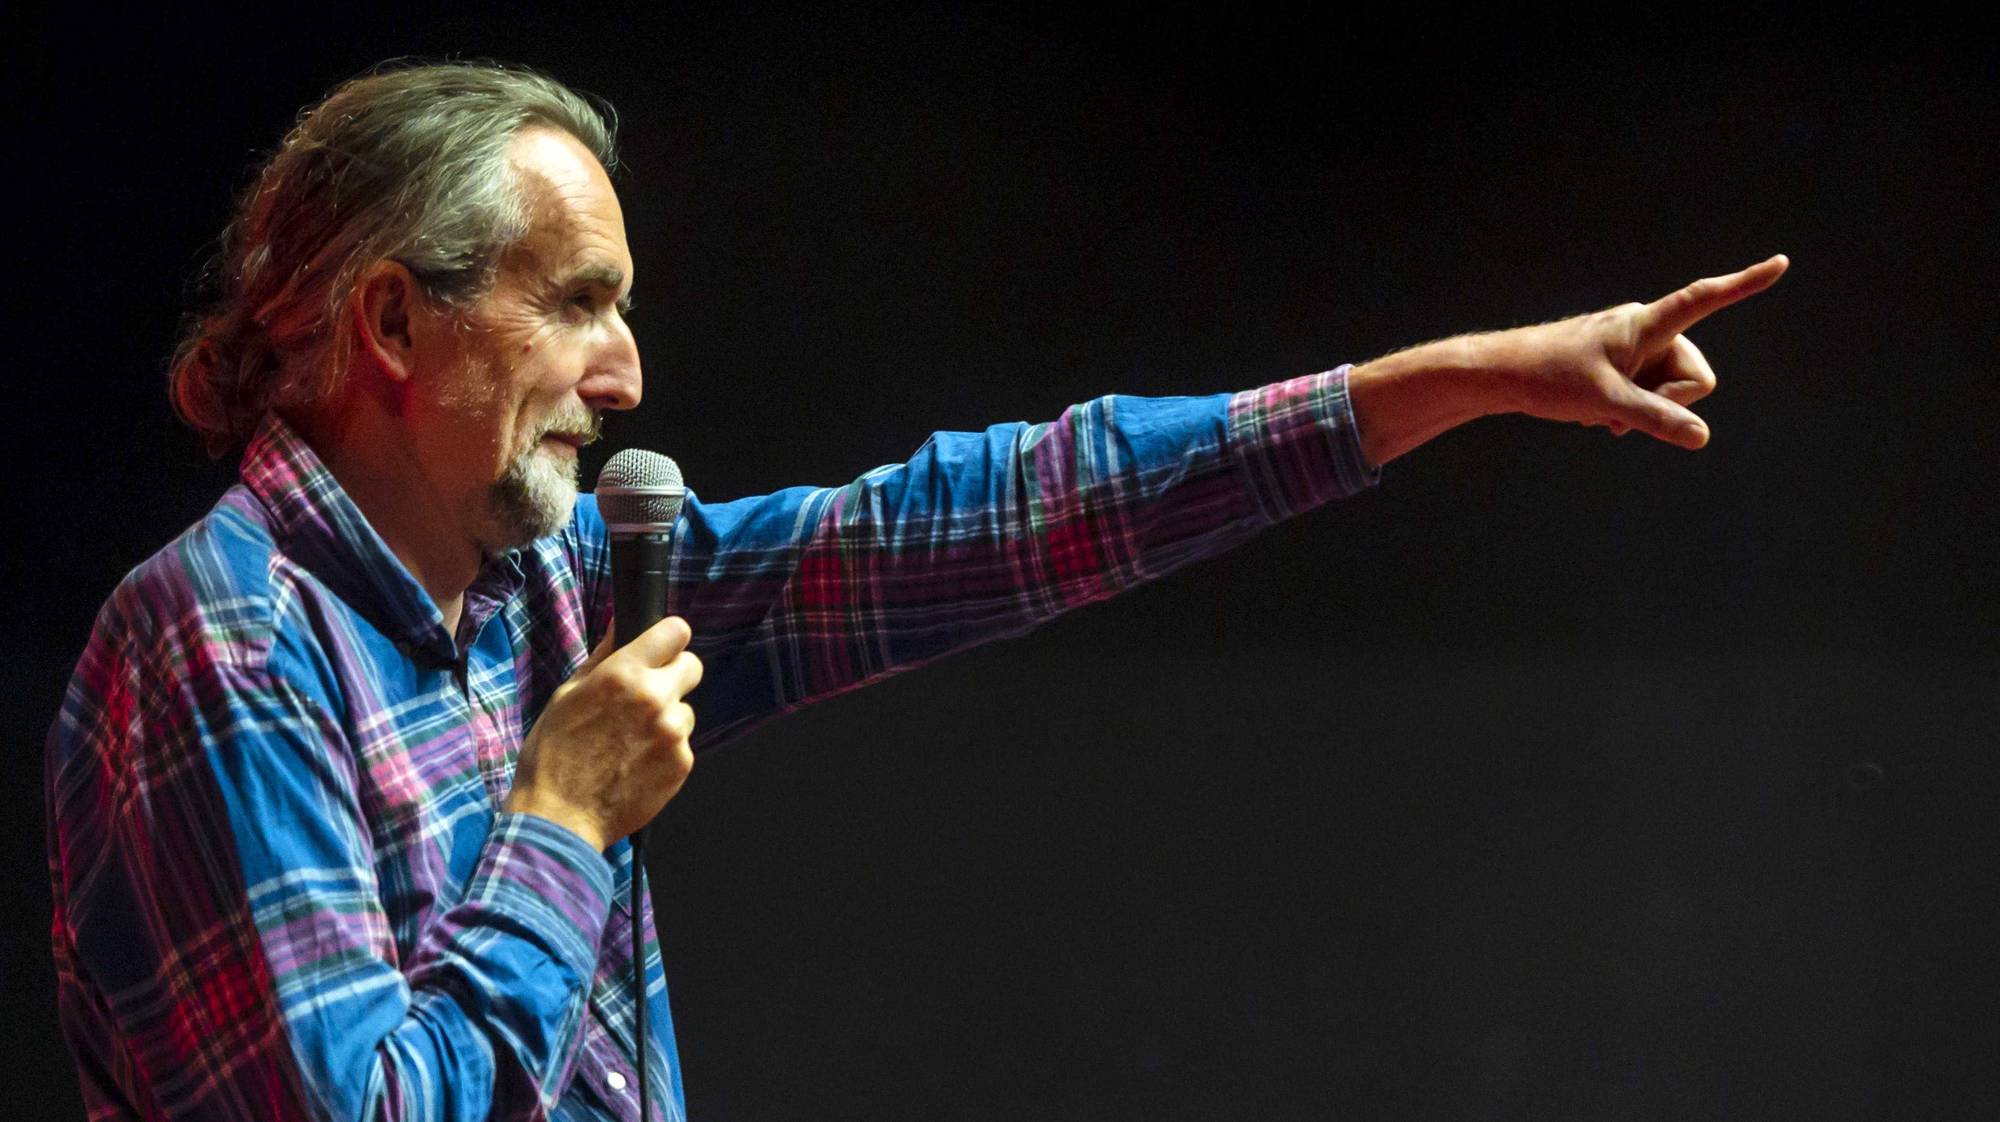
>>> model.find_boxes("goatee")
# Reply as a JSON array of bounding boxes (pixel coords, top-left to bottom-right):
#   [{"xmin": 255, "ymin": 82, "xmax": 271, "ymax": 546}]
[{"xmin": 489, "ymin": 409, "xmax": 602, "ymax": 547}]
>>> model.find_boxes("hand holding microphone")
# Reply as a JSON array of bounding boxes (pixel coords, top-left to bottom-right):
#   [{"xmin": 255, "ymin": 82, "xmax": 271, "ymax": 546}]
[
  {"xmin": 503, "ymin": 450, "xmax": 693, "ymax": 852},
  {"xmin": 503, "ymin": 612, "xmax": 701, "ymax": 851}
]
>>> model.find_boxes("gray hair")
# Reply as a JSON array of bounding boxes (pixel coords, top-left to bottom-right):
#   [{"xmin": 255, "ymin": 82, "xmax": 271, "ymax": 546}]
[{"xmin": 169, "ymin": 60, "xmax": 618, "ymax": 456}]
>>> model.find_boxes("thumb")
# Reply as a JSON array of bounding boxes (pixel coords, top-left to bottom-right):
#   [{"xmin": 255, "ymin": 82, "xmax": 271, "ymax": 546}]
[
  {"xmin": 1609, "ymin": 383, "xmax": 1711, "ymax": 450},
  {"xmin": 609, "ymin": 614, "xmax": 694, "ymax": 669}
]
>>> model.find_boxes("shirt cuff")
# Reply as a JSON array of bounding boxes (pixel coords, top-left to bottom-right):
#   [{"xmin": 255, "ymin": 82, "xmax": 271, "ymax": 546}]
[
  {"xmin": 462, "ymin": 812, "xmax": 617, "ymax": 972},
  {"xmin": 1328, "ymin": 364, "xmax": 1385, "ymax": 489},
  {"xmin": 1227, "ymin": 364, "xmax": 1383, "ymax": 524}
]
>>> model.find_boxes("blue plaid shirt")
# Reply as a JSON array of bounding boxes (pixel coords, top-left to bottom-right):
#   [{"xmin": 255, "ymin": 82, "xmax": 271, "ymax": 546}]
[{"xmin": 47, "ymin": 368, "xmax": 1377, "ymax": 1120}]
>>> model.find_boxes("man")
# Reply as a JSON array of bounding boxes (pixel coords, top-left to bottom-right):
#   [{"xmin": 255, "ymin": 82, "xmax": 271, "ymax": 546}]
[{"xmin": 45, "ymin": 61, "xmax": 1785, "ymax": 1121}]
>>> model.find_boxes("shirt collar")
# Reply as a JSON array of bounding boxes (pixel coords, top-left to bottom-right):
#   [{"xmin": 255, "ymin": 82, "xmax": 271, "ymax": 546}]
[{"xmin": 240, "ymin": 413, "xmax": 526, "ymax": 663}]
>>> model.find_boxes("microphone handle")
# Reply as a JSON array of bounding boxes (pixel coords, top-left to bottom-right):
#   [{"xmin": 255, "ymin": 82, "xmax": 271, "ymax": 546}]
[{"xmin": 610, "ymin": 531, "xmax": 673, "ymax": 652}]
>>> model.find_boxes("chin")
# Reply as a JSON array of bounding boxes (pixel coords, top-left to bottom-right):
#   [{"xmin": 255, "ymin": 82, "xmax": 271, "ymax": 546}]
[{"xmin": 490, "ymin": 444, "xmax": 581, "ymax": 547}]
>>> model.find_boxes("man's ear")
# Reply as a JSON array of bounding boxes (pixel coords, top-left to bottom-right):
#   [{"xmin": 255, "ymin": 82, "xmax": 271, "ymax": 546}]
[{"xmin": 349, "ymin": 259, "xmax": 423, "ymax": 385}]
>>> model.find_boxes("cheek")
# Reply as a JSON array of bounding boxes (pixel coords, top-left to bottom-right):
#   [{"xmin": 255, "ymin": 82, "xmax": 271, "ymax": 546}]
[{"xmin": 510, "ymin": 364, "xmax": 574, "ymax": 442}]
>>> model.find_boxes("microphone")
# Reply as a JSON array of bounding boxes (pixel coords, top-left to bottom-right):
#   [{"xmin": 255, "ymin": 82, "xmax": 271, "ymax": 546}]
[
  {"xmin": 596, "ymin": 448, "xmax": 687, "ymax": 651},
  {"xmin": 592, "ymin": 448, "xmax": 685, "ymax": 1122}
]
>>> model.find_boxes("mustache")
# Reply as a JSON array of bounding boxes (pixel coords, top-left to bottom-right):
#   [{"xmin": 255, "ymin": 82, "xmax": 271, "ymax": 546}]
[{"xmin": 537, "ymin": 408, "xmax": 604, "ymax": 446}]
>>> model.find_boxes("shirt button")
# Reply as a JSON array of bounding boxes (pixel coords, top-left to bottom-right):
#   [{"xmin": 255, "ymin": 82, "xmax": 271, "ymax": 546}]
[{"xmin": 606, "ymin": 1070, "xmax": 628, "ymax": 1092}]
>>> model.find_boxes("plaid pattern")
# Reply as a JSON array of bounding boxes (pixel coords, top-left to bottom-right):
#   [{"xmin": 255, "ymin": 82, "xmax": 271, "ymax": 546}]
[{"xmin": 47, "ymin": 367, "xmax": 1376, "ymax": 1120}]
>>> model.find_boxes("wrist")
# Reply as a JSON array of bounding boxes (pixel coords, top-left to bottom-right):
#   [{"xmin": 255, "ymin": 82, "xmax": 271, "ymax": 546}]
[
  {"xmin": 1347, "ymin": 335, "xmax": 1508, "ymax": 465},
  {"xmin": 502, "ymin": 789, "xmax": 609, "ymax": 852},
  {"xmin": 1417, "ymin": 332, "xmax": 1517, "ymax": 418},
  {"xmin": 1453, "ymin": 329, "xmax": 1540, "ymax": 417}
]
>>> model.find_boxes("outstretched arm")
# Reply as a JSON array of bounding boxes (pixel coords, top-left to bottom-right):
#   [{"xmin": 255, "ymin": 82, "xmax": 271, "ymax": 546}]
[
  {"xmin": 1348, "ymin": 256, "xmax": 1789, "ymax": 465},
  {"xmin": 605, "ymin": 257, "xmax": 1788, "ymax": 750}
]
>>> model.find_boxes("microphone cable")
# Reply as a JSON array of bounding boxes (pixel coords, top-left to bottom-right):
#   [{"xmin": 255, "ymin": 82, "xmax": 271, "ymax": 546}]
[{"xmin": 633, "ymin": 829, "xmax": 650, "ymax": 1122}]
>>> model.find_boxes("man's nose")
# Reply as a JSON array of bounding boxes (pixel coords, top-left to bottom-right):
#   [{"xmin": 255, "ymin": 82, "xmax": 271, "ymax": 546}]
[{"xmin": 582, "ymin": 318, "xmax": 643, "ymax": 412}]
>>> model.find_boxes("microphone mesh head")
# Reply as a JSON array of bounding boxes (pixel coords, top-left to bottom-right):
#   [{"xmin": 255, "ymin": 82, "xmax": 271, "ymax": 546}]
[{"xmin": 596, "ymin": 448, "xmax": 686, "ymax": 529}]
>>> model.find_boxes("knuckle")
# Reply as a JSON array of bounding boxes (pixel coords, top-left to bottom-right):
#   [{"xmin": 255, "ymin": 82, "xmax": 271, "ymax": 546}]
[
  {"xmin": 632, "ymin": 688, "xmax": 672, "ymax": 720},
  {"xmin": 665, "ymin": 740, "xmax": 694, "ymax": 781},
  {"xmin": 657, "ymin": 704, "xmax": 693, "ymax": 744}
]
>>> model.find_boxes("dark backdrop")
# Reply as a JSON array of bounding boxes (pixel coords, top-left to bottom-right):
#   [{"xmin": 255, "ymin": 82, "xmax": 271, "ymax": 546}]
[{"xmin": 8, "ymin": 5, "xmax": 1996, "ymax": 1119}]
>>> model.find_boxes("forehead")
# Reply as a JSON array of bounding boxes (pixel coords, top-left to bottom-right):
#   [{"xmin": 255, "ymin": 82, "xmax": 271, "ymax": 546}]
[{"xmin": 501, "ymin": 127, "xmax": 631, "ymax": 280}]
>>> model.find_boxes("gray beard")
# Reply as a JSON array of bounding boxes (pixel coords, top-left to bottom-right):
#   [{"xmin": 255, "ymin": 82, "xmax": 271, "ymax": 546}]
[{"xmin": 489, "ymin": 441, "xmax": 580, "ymax": 548}]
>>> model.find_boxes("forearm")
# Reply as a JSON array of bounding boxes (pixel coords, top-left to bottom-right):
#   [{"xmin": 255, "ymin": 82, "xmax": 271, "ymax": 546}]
[
  {"xmin": 1347, "ymin": 333, "xmax": 1511, "ymax": 467},
  {"xmin": 389, "ymin": 813, "xmax": 616, "ymax": 1116}
]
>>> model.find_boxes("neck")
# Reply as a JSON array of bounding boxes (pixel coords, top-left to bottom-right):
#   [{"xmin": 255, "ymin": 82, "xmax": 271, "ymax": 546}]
[{"xmin": 288, "ymin": 406, "xmax": 479, "ymax": 638}]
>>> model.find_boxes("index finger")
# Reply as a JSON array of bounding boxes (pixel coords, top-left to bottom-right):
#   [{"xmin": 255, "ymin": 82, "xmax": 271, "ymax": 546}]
[{"xmin": 1640, "ymin": 254, "xmax": 1790, "ymax": 343}]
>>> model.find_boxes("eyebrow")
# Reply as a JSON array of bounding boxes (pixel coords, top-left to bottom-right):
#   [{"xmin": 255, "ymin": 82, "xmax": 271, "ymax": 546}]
[{"xmin": 568, "ymin": 263, "xmax": 633, "ymax": 311}]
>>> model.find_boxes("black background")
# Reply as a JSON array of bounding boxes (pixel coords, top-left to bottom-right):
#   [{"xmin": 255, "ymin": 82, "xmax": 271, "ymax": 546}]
[{"xmin": 8, "ymin": 4, "xmax": 1997, "ymax": 1119}]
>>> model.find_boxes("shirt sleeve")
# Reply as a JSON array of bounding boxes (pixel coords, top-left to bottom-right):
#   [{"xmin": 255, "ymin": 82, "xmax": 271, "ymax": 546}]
[
  {"xmin": 673, "ymin": 366, "xmax": 1380, "ymax": 746},
  {"xmin": 46, "ymin": 613, "xmax": 615, "ymax": 1121}
]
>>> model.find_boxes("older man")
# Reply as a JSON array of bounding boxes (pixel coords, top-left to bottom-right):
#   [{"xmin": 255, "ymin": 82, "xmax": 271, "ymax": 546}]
[{"xmin": 46, "ymin": 61, "xmax": 1783, "ymax": 1121}]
